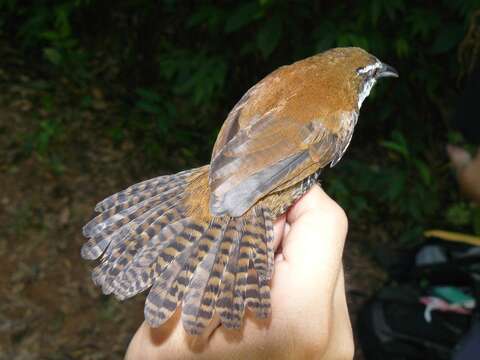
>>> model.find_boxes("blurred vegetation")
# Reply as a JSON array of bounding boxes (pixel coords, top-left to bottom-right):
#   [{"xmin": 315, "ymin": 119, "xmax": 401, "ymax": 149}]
[{"xmin": 1, "ymin": 0, "xmax": 480, "ymax": 244}]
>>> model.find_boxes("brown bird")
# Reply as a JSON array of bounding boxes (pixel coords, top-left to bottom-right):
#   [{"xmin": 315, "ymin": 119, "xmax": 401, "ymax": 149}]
[{"xmin": 81, "ymin": 47, "xmax": 397, "ymax": 335}]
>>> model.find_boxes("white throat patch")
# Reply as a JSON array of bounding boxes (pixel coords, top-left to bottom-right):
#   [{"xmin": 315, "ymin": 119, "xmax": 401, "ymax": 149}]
[{"xmin": 357, "ymin": 61, "xmax": 382, "ymax": 109}]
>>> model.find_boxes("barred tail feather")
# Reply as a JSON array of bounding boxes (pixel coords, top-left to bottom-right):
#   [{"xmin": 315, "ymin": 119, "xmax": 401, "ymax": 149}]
[
  {"xmin": 94, "ymin": 167, "xmax": 205, "ymax": 213},
  {"xmin": 82, "ymin": 165, "xmax": 275, "ymax": 335},
  {"xmin": 180, "ymin": 219, "xmax": 232, "ymax": 333}
]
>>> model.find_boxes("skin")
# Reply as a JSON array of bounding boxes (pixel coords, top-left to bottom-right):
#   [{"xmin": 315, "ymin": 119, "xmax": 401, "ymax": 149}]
[
  {"xmin": 447, "ymin": 145, "xmax": 480, "ymax": 204},
  {"xmin": 126, "ymin": 184, "xmax": 354, "ymax": 360}
]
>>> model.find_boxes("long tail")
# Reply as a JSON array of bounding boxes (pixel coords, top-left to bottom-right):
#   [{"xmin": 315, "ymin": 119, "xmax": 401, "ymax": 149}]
[{"xmin": 81, "ymin": 165, "xmax": 274, "ymax": 335}]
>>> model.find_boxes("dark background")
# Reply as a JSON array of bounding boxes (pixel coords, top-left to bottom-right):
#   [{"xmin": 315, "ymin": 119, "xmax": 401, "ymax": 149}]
[{"xmin": 0, "ymin": 1, "xmax": 479, "ymax": 359}]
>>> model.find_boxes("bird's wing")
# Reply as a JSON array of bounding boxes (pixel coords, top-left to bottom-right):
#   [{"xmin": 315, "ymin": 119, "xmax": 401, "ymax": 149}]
[{"xmin": 209, "ymin": 113, "xmax": 351, "ymax": 217}]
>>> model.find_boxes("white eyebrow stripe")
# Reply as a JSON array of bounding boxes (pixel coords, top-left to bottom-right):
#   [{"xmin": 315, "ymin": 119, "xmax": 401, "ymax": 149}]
[{"xmin": 357, "ymin": 61, "xmax": 382, "ymax": 74}]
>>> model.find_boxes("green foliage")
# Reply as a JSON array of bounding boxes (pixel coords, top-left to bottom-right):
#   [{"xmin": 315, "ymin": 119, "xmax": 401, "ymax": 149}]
[
  {"xmin": 22, "ymin": 116, "xmax": 65, "ymax": 174},
  {"xmin": 446, "ymin": 202, "xmax": 474, "ymax": 227},
  {"xmin": 444, "ymin": 202, "xmax": 480, "ymax": 235},
  {"xmin": 158, "ymin": 50, "xmax": 227, "ymax": 106},
  {"xmin": 2, "ymin": 0, "xmax": 90, "ymax": 82},
  {"xmin": 2, "ymin": 0, "xmax": 480, "ymax": 244}
]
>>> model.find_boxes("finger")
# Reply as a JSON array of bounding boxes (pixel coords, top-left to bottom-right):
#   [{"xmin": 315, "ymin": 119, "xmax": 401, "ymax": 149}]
[
  {"xmin": 446, "ymin": 144, "xmax": 471, "ymax": 171},
  {"xmin": 272, "ymin": 213, "xmax": 286, "ymax": 251},
  {"xmin": 272, "ymin": 184, "xmax": 348, "ymax": 311},
  {"xmin": 283, "ymin": 184, "xmax": 347, "ymax": 267}
]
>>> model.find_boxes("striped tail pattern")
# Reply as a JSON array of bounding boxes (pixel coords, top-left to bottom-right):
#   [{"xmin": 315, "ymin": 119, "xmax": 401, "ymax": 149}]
[{"xmin": 81, "ymin": 165, "xmax": 274, "ymax": 335}]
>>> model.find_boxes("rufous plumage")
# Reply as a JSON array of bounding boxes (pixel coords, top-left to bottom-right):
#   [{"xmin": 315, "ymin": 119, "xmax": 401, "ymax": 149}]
[{"xmin": 82, "ymin": 47, "xmax": 397, "ymax": 335}]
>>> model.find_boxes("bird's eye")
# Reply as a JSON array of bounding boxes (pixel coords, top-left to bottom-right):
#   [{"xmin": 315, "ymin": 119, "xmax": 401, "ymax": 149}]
[
  {"xmin": 356, "ymin": 66, "xmax": 371, "ymax": 76},
  {"xmin": 357, "ymin": 65, "xmax": 379, "ymax": 77}
]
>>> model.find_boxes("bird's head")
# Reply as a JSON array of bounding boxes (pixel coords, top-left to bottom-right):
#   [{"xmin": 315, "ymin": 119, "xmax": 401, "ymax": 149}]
[
  {"xmin": 296, "ymin": 47, "xmax": 398, "ymax": 114},
  {"xmin": 316, "ymin": 47, "xmax": 398, "ymax": 110},
  {"xmin": 352, "ymin": 50, "xmax": 398, "ymax": 110}
]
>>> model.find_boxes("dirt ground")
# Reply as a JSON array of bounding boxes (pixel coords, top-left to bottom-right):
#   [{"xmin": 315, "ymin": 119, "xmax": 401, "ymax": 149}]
[{"xmin": 0, "ymin": 51, "xmax": 385, "ymax": 360}]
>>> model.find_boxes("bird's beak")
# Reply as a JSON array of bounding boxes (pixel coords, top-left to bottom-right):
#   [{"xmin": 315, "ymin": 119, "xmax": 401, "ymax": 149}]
[{"xmin": 377, "ymin": 63, "xmax": 399, "ymax": 78}]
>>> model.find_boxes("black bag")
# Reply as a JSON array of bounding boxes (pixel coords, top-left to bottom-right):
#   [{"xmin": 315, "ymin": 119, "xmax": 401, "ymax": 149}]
[{"xmin": 357, "ymin": 241, "xmax": 480, "ymax": 360}]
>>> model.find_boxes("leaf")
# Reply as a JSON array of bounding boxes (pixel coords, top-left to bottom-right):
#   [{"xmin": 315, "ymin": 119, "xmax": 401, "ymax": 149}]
[
  {"xmin": 41, "ymin": 30, "xmax": 62, "ymax": 42},
  {"xmin": 381, "ymin": 141, "xmax": 408, "ymax": 159},
  {"xmin": 256, "ymin": 15, "xmax": 282, "ymax": 58},
  {"xmin": 445, "ymin": 203, "xmax": 471, "ymax": 227},
  {"xmin": 446, "ymin": 130, "xmax": 464, "ymax": 145},
  {"xmin": 136, "ymin": 88, "xmax": 162, "ymax": 103},
  {"xmin": 224, "ymin": 1, "xmax": 260, "ymax": 33},
  {"xmin": 413, "ymin": 159, "xmax": 431, "ymax": 186},
  {"xmin": 381, "ymin": 130, "xmax": 410, "ymax": 160},
  {"xmin": 43, "ymin": 47, "xmax": 62, "ymax": 65}
]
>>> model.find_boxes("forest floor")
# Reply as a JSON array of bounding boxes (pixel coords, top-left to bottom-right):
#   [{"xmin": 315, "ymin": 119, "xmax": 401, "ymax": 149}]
[{"xmin": 0, "ymin": 45, "xmax": 386, "ymax": 359}]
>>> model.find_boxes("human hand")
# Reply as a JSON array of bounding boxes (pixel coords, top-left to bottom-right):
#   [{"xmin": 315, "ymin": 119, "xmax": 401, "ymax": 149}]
[
  {"xmin": 126, "ymin": 184, "xmax": 353, "ymax": 359},
  {"xmin": 447, "ymin": 145, "xmax": 480, "ymax": 204}
]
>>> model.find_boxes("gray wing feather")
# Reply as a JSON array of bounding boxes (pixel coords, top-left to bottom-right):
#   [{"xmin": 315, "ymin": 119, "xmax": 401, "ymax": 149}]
[
  {"xmin": 210, "ymin": 151, "xmax": 309, "ymax": 217},
  {"xmin": 209, "ymin": 115, "xmax": 356, "ymax": 217}
]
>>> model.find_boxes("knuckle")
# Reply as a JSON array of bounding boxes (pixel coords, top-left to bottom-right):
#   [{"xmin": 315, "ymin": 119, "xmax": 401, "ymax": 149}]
[{"xmin": 321, "ymin": 199, "xmax": 349, "ymax": 230}]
